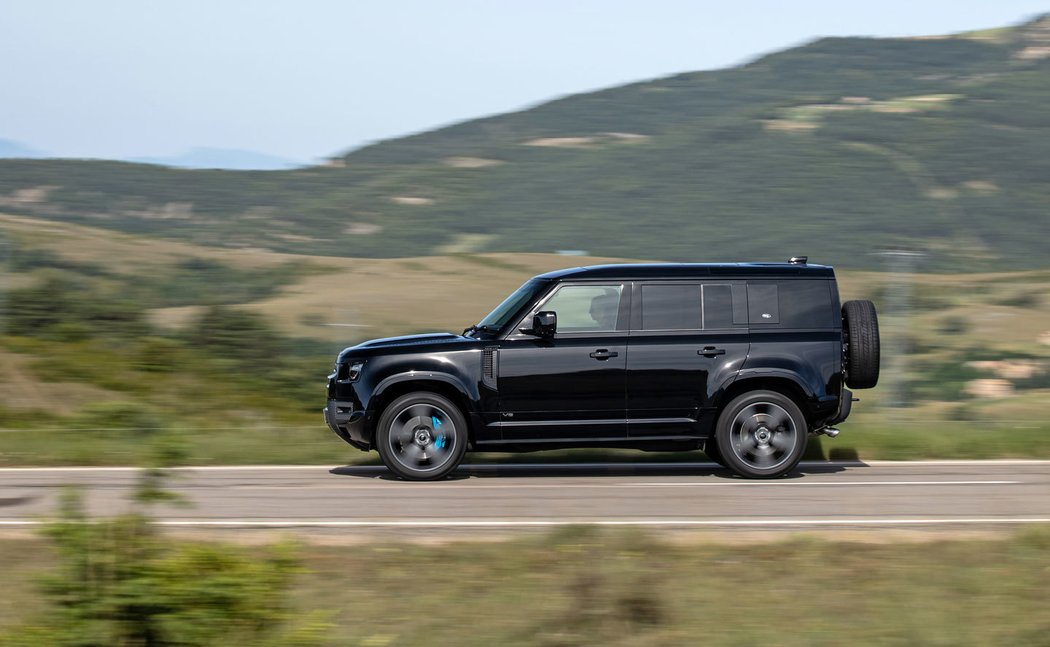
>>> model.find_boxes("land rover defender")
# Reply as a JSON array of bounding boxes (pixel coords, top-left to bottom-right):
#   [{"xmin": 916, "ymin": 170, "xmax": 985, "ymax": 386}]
[{"xmin": 325, "ymin": 258, "xmax": 879, "ymax": 479}]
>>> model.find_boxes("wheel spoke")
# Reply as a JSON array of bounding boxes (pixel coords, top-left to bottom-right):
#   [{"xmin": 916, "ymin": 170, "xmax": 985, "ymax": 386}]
[
  {"xmin": 770, "ymin": 431, "xmax": 794, "ymax": 452},
  {"xmin": 766, "ymin": 410, "xmax": 791, "ymax": 432},
  {"xmin": 400, "ymin": 442, "xmax": 424, "ymax": 465},
  {"xmin": 403, "ymin": 404, "xmax": 433, "ymax": 421},
  {"xmin": 750, "ymin": 449, "xmax": 775, "ymax": 466},
  {"xmin": 396, "ymin": 416, "xmax": 423, "ymax": 444}
]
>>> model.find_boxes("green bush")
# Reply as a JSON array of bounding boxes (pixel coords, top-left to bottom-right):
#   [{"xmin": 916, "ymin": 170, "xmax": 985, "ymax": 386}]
[
  {"xmin": 1, "ymin": 491, "xmax": 327, "ymax": 646},
  {"xmin": 187, "ymin": 305, "xmax": 284, "ymax": 361}
]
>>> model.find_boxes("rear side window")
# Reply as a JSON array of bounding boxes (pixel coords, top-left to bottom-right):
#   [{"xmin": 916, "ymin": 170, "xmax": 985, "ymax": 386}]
[
  {"xmin": 779, "ymin": 280, "xmax": 836, "ymax": 327},
  {"xmin": 641, "ymin": 284, "xmax": 701, "ymax": 330},
  {"xmin": 702, "ymin": 284, "xmax": 734, "ymax": 329},
  {"xmin": 748, "ymin": 280, "xmax": 835, "ymax": 328},
  {"xmin": 748, "ymin": 284, "xmax": 779, "ymax": 324},
  {"xmin": 638, "ymin": 283, "xmax": 744, "ymax": 330}
]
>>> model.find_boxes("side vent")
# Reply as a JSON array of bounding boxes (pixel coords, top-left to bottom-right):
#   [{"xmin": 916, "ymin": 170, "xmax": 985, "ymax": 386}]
[{"xmin": 481, "ymin": 346, "xmax": 498, "ymax": 389}]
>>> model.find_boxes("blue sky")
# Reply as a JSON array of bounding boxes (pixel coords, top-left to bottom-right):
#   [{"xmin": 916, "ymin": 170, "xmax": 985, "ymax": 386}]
[{"xmin": 1, "ymin": 1, "xmax": 1047, "ymax": 162}]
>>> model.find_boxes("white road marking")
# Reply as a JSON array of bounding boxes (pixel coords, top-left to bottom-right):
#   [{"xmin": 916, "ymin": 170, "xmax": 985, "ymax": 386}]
[
  {"xmin": 633, "ymin": 480, "xmax": 1020, "ymax": 487},
  {"xmin": 213, "ymin": 479, "xmax": 1022, "ymax": 491},
  {"xmin": 2, "ymin": 517, "xmax": 1049, "ymax": 528}
]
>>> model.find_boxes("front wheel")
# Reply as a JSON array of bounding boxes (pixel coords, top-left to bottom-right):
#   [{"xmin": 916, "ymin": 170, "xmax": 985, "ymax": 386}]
[
  {"xmin": 715, "ymin": 390, "xmax": 807, "ymax": 479},
  {"xmin": 376, "ymin": 392, "xmax": 468, "ymax": 480}
]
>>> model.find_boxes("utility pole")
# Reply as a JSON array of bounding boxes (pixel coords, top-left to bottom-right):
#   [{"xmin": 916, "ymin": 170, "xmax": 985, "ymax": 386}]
[
  {"xmin": 875, "ymin": 250, "xmax": 924, "ymax": 412},
  {"xmin": 0, "ymin": 229, "xmax": 7, "ymax": 336}
]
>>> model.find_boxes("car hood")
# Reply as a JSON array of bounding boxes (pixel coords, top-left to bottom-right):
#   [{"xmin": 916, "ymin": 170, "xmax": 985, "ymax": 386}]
[{"xmin": 337, "ymin": 333, "xmax": 474, "ymax": 361}]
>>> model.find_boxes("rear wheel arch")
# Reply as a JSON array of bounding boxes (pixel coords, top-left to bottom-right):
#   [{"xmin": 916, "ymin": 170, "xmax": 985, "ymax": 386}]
[{"xmin": 718, "ymin": 375, "xmax": 814, "ymax": 423}]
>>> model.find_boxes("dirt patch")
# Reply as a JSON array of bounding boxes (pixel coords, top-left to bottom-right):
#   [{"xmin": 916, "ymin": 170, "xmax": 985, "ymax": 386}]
[{"xmin": 442, "ymin": 156, "xmax": 504, "ymax": 168}]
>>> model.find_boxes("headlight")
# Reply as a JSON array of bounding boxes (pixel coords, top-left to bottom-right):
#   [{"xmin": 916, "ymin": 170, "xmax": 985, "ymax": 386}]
[{"xmin": 346, "ymin": 361, "xmax": 365, "ymax": 382}]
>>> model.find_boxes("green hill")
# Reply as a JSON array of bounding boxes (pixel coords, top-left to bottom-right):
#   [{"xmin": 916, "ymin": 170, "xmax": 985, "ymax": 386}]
[{"xmin": 2, "ymin": 15, "xmax": 1049, "ymax": 270}]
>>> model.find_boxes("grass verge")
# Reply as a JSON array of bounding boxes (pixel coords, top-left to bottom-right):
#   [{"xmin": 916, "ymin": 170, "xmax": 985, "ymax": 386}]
[
  {"xmin": 2, "ymin": 526, "xmax": 1049, "ymax": 645},
  {"xmin": 1, "ymin": 421, "xmax": 1049, "ymax": 467}
]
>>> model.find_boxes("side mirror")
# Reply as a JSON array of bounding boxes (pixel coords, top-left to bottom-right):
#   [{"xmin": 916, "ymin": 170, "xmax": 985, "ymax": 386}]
[{"xmin": 521, "ymin": 311, "xmax": 557, "ymax": 337}]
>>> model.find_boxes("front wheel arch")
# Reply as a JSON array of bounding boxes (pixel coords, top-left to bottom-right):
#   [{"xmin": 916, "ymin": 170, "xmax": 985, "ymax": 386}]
[{"xmin": 368, "ymin": 378, "xmax": 475, "ymax": 448}]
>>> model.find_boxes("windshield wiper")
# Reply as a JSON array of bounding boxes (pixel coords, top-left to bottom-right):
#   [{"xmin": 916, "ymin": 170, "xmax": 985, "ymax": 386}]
[{"xmin": 463, "ymin": 324, "xmax": 497, "ymax": 336}]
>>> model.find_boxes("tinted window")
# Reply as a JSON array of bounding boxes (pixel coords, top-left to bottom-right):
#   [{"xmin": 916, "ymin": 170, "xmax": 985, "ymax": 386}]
[
  {"xmin": 748, "ymin": 283, "xmax": 779, "ymax": 324},
  {"xmin": 702, "ymin": 284, "xmax": 734, "ymax": 328},
  {"xmin": 778, "ymin": 280, "xmax": 835, "ymax": 328},
  {"xmin": 641, "ymin": 284, "xmax": 701, "ymax": 330},
  {"xmin": 748, "ymin": 280, "xmax": 836, "ymax": 328},
  {"xmin": 541, "ymin": 284, "xmax": 622, "ymax": 332}
]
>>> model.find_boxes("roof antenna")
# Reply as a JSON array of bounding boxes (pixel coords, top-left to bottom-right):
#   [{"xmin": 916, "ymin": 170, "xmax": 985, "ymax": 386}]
[{"xmin": 789, "ymin": 256, "xmax": 808, "ymax": 265}]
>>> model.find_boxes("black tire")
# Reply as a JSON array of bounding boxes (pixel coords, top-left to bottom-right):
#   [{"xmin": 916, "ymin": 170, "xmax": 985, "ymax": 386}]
[
  {"xmin": 842, "ymin": 299, "xmax": 880, "ymax": 389},
  {"xmin": 375, "ymin": 392, "xmax": 468, "ymax": 480},
  {"xmin": 715, "ymin": 390, "xmax": 808, "ymax": 479},
  {"xmin": 704, "ymin": 438, "xmax": 728, "ymax": 468}
]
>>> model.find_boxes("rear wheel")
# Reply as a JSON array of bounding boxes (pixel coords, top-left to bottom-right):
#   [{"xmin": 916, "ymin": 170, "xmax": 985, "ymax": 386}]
[
  {"xmin": 715, "ymin": 390, "xmax": 807, "ymax": 479},
  {"xmin": 376, "ymin": 392, "xmax": 467, "ymax": 480}
]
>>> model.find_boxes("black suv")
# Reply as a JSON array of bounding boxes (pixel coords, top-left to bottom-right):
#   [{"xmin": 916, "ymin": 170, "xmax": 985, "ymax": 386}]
[{"xmin": 325, "ymin": 259, "xmax": 880, "ymax": 479}]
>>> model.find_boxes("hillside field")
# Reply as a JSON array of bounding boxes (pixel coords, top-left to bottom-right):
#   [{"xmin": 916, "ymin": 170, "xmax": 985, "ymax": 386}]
[{"xmin": 1, "ymin": 214, "xmax": 1048, "ymax": 465}]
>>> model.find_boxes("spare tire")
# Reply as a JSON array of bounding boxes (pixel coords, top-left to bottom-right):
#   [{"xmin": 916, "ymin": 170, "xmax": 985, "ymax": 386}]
[{"xmin": 843, "ymin": 300, "xmax": 880, "ymax": 389}]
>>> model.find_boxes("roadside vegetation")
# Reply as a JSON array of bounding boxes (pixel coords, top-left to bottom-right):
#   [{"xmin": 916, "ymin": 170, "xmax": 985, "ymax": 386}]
[
  {"xmin": 2, "ymin": 524, "xmax": 1049, "ymax": 645},
  {"xmin": 0, "ymin": 217, "xmax": 1047, "ymax": 466}
]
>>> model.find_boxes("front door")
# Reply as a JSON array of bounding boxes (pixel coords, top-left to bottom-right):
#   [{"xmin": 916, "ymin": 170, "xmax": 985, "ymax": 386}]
[{"xmin": 497, "ymin": 282, "xmax": 629, "ymax": 441}]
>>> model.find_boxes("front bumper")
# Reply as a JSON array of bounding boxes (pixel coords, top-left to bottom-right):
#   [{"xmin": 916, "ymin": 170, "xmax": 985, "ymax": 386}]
[{"xmin": 324, "ymin": 399, "xmax": 370, "ymax": 451}]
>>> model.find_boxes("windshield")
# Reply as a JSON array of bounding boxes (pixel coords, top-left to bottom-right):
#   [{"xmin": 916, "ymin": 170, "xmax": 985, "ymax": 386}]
[{"xmin": 476, "ymin": 279, "xmax": 548, "ymax": 331}]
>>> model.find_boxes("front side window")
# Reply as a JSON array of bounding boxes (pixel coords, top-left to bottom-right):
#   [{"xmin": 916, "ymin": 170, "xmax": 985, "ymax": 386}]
[{"xmin": 540, "ymin": 284, "xmax": 623, "ymax": 332}]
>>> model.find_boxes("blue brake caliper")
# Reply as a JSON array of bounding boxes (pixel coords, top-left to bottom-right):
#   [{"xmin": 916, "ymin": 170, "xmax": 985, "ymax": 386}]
[{"xmin": 431, "ymin": 416, "xmax": 446, "ymax": 449}]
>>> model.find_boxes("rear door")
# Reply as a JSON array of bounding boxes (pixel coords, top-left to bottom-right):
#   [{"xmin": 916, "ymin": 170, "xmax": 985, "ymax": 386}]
[{"xmin": 626, "ymin": 281, "xmax": 749, "ymax": 437}]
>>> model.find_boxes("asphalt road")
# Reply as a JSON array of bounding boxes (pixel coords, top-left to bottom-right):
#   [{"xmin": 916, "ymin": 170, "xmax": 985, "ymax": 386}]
[{"xmin": 1, "ymin": 460, "xmax": 1048, "ymax": 538}]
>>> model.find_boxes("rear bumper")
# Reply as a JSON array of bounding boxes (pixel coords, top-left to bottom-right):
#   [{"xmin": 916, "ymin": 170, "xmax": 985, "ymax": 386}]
[
  {"xmin": 826, "ymin": 388, "xmax": 854, "ymax": 426},
  {"xmin": 324, "ymin": 399, "xmax": 370, "ymax": 451}
]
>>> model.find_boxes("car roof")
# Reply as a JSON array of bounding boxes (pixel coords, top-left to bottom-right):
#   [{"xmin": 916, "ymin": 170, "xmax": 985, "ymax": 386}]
[{"xmin": 534, "ymin": 262, "xmax": 835, "ymax": 280}]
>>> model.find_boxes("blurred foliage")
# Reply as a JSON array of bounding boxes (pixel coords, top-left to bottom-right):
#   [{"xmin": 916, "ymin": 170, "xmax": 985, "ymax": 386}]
[
  {"xmin": 188, "ymin": 305, "xmax": 285, "ymax": 361},
  {"xmin": 0, "ymin": 489, "xmax": 327, "ymax": 646},
  {"xmin": 5, "ymin": 271, "xmax": 147, "ymax": 341},
  {"xmin": 0, "ymin": 247, "xmax": 327, "ymax": 464},
  {"xmin": 1, "ymin": 17, "xmax": 1050, "ymax": 270},
  {"xmin": 295, "ymin": 526, "xmax": 1050, "ymax": 645}
]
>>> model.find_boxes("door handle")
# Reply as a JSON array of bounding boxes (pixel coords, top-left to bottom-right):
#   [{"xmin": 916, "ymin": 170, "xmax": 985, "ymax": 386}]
[
  {"xmin": 589, "ymin": 349, "xmax": 619, "ymax": 360},
  {"xmin": 698, "ymin": 347, "xmax": 726, "ymax": 357}
]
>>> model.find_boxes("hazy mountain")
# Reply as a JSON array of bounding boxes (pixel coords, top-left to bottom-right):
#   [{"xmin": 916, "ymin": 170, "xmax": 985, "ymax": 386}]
[
  {"xmin": 128, "ymin": 147, "xmax": 305, "ymax": 170},
  {"xmin": 0, "ymin": 138, "xmax": 49, "ymax": 159}
]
